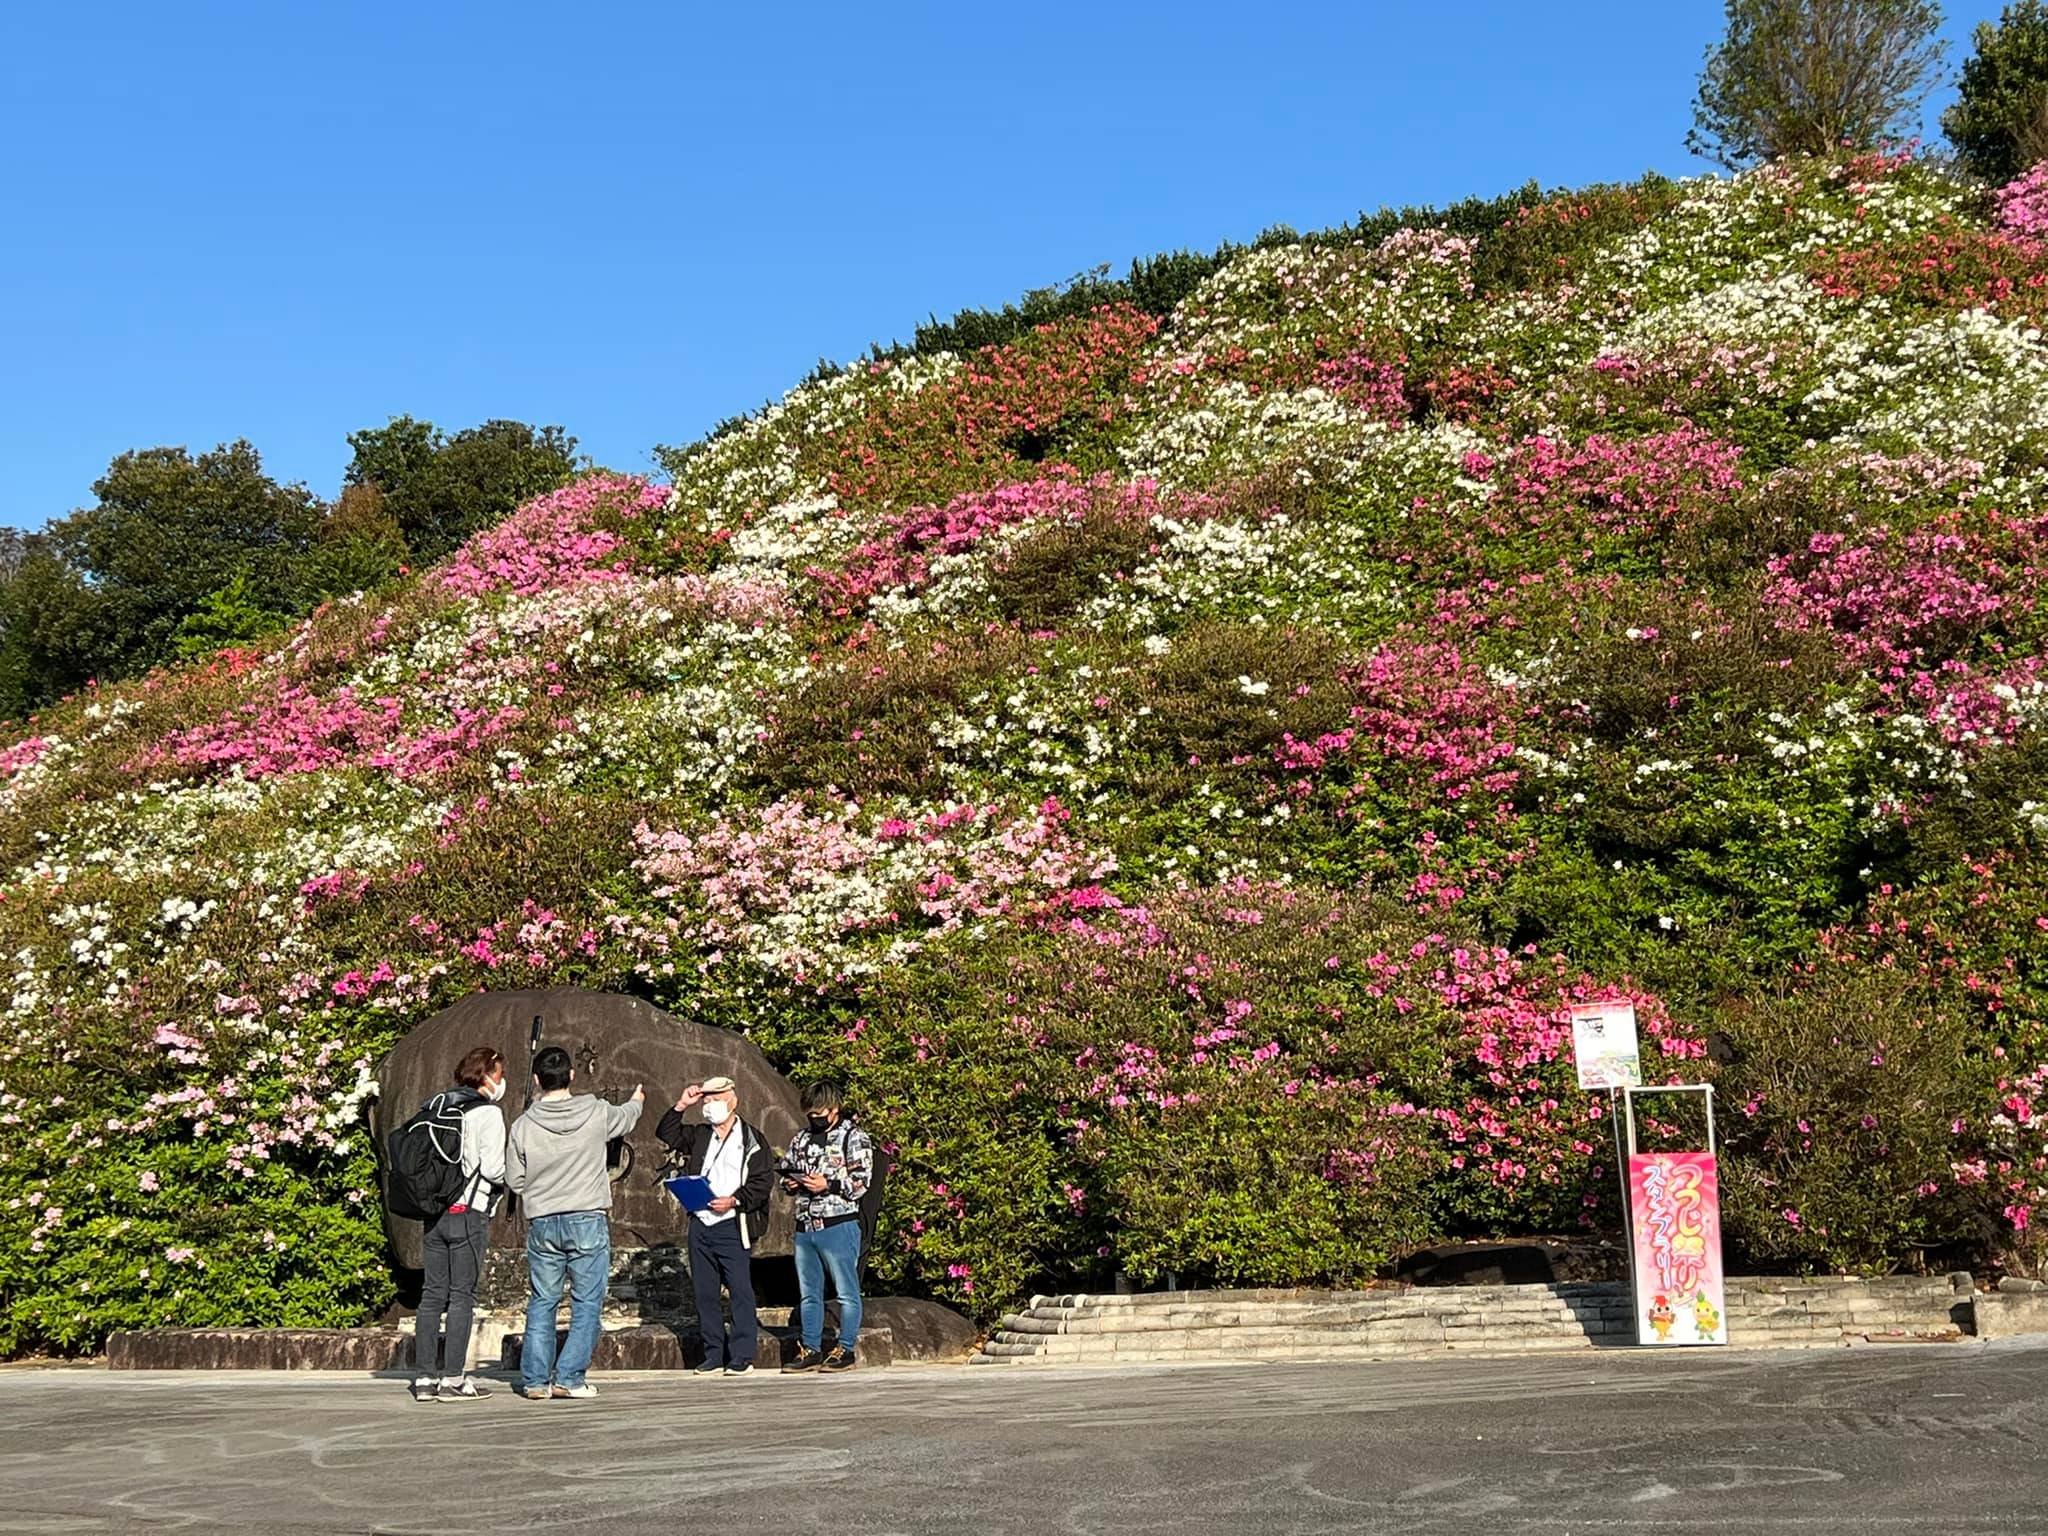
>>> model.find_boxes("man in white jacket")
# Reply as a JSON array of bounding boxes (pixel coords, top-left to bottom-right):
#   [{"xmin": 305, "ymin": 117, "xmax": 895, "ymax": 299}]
[{"xmin": 411, "ymin": 1046, "xmax": 509, "ymax": 1402}]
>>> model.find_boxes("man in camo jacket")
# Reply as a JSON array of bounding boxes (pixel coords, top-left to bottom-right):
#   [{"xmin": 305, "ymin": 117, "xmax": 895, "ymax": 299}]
[{"xmin": 778, "ymin": 1080, "xmax": 872, "ymax": 1373}]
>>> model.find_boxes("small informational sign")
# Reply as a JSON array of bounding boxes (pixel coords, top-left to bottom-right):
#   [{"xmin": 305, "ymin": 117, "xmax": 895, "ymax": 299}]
[
  {"xmin": 1569, "ymin": 1000, "xmax": 1642, "ymax": 1090},
  {"xmin": 1628, "ymin": 1151, "xmax": 1728, "ymax": 1346}
]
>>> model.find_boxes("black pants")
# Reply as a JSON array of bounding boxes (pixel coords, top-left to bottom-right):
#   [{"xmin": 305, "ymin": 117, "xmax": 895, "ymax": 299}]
[
  {"xmin": 687, "ymin": 1218, "xmax": 758, "ymax": 1367},
  {"xmin": 416, "ymin": 1208, "xmax": 490, "ymax": 1376}
]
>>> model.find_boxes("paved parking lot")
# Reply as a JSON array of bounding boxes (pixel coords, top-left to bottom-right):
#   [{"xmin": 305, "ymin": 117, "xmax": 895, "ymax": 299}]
[{"xmin": 0, "ymin": 1342, "xmax": 2043, "ymax": 1533}]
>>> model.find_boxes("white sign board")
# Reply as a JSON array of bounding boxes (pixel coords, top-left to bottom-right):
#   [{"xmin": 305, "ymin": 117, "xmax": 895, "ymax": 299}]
[{"xmin": 1570, "ymin": 1001, "xmax": 1642, "ymax": 1090}]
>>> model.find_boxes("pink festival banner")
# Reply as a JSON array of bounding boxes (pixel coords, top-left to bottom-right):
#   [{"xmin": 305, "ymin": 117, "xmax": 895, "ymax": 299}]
[{"xmin": 1627, "ymin": 1151, "xmax": 1728, "ymax": 1346}]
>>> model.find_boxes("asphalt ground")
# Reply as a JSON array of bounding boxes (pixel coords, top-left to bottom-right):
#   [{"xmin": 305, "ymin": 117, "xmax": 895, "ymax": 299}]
[{"xmin": 1, "ymin": 1341, "xmax": 2043, "ymax": 1533}]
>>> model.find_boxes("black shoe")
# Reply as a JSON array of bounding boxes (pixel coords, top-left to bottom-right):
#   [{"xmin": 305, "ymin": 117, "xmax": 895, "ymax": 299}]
[
  {"xmin": 782, "ymin": 1347, "xmax": 824, "ymax": 1374},
  {"xmin": 821, "ymin": 1346, "xmax": 856, "ymax": 1372},
  {"xmin": 725, "ymin": 1361, "xmax": 755, "ymax": 1377},
  {"xmin": 693, "ymin": 1359, "xmax": 725, "ymax": 1375},
  {"xmin": 436, "ymin": 1377, "xmax": 493, "ymax": 1401}
]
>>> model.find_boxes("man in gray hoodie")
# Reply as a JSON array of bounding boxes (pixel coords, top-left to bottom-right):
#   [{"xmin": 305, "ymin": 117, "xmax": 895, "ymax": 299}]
[{"xmin": 505, "ymin": 1045, "xmax": 644, "ymax": 1400}]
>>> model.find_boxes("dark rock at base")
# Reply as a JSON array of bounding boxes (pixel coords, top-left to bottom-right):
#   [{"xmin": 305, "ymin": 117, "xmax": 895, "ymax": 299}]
[
  {"xmin": 860, "ymin": 1296, "xmax": 979, "ymax": 1361},
  {"xmin": 496, "ymin": 1297, "xmax": 976, "ymax": 1371},
  {"xmin": 108, "ymin": 1328, "xmax": 412, "ymax": 1371},
  {"xmin": 499, "ymin": 1325, "xmax": 693, "ymax": 1371}
]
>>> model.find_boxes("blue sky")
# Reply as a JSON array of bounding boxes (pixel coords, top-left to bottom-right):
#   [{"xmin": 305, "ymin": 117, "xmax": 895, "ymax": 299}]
[{"xmin": 0, "ymin": 1, "xmax": 2010, "ymax": 529}]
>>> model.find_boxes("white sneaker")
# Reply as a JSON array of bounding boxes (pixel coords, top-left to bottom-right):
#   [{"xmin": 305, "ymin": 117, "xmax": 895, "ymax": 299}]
[{"xmin": 551, "ymin": 1383, "xmax": 599, "ymax": 1399}]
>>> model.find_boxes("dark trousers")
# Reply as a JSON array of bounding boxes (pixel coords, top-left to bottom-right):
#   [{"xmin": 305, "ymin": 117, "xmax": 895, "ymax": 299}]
[
  {"xmin": 415, "ymin": 1208, "xmax": 490, "ymax": 1376},
  {"xmin": 687, "ymin": 1217, "xmax": 758, "ymax": 1367}
]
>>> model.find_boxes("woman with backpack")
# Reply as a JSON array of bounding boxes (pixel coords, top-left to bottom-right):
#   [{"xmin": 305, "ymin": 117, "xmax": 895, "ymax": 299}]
[{"xmin": 407, "ymin": 1045, "xmax": 509, "ymax": 1402}]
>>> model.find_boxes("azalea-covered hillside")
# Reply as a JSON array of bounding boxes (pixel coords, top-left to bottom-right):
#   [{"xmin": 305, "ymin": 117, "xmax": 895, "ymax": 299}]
[{"xmin": 5, "ymin": 152, "xmax": 2048, "ymax": 1352}]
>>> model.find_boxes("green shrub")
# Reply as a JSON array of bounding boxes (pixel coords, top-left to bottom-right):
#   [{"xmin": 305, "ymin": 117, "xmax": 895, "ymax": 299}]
[
  {"xmin": 752, "ymin": 629, "xmax": 1038, "ymax": 801},
  {"xmin": 1095, "ymin": 1075, "xmax": 1437, "ymax": 1288},
  {"xmin": 1470, "ymin": 179, "xmax": 1682, "ymax": 296},
  {"xmin": 1714, "ymin": 965, "xmax": 1983, "ymax": 1273},
  {"xmin": 981, "ymin": 505, "xmax": 1159, "ymax": 630}
]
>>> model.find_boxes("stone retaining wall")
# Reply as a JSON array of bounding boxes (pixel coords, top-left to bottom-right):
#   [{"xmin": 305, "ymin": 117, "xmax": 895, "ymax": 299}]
[
  {"xmin": 974, "ymin": 1274, "xmax": 1983, "ymax": 1365},
  {"xmin": 95, "ymin": 1275, "xmax": 2044, "ymax": 1371},
  {"xmin": 106, "ymin": 1328, "xmax": 413, "ymax": 1372},
  {"xmin": 1972, "ymin": 1278, "xmax": 2048, "ymax": 1338}
]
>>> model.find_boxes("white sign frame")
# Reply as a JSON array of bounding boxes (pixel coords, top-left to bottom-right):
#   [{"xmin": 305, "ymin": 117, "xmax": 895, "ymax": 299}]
[{"xmin": 1569, "ymin": 1001, "xmax": 1642, "ymax": 1091}]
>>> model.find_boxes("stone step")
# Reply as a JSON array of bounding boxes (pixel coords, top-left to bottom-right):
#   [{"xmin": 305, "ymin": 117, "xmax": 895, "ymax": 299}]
[
  {"xmin": 1016, "ymin": 1295, "xmax": 1598, "ymax": 1319},
  {"xmin": 976, "ymin": 1276, "xmax": 1980, "ymax": 1365},
  {"xmin": 990, "ymin": 1304, "xmax": 1952, "ymax": 1348},
  {"xmin": 977, "ymin": 1324, "xmax": 1966, "ymax": 1365},
  {"xmin": 1016, "ymin": 1297, "xmax": 1938, "ymax": 1326},
  {"xmin": 1003, "ymin": 1300, "xmax": 1612, "ymax": 1337},
  {"xmin": 994, "ymin": 1317, "xmax": 1615, "ymax": 1354},
  {"xmin": 1008, "ymin": 1294, "xmax": 1623, "ymax": 1332},
  {"xmin": 1022, "ymin": 1278, "xmax": 1962, "ymax": 1312},
  {"xmin": 1028, "ymin": 1287, "xmax": 1332, "ymax": 1310},
  {"xmin": 988, "ymin": 1322, "xmax": 1626, "ymax": 1351},
  {"xmin": 978, "ymin": 1333, "xmax": 1622, "ymax": 1365}
]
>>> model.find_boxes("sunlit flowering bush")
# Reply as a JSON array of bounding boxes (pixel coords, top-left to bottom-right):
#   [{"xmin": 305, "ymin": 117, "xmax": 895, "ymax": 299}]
[
  {"xmin": 812, "ymin": 884, "xmax": 1705, "ymax": 1298},
  {"xmin": 825, "ymin": 306, "xmax": 1157, "ymax": 508},
  {"xmin": 624, "ymin": 796, "xmax": 1117, "ymax": 986},
  {"xmin": 4, "ymin": 152, "xmax": 2048, "ymax": 1346},
  {"xmin": 1809, "ymin": 308, "xmax": 2048, "ymax": 466},
  {"xmin": 1995, "ymin": 163, "xmax": 2048, "ymax": 239},
  {"xmin": 438, "ymin": 475, "xmax": 671, "ymax": 598},
  {"xmin": 1809, "ymin": 226, "xmax": 2048, "ymax": 325}
]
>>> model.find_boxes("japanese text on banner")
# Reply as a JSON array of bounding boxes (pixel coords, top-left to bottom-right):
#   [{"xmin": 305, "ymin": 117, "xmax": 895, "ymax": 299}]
[{"xmin": 1629, "ymin": 1151, "xmax": 1727, "ymax": 1346}]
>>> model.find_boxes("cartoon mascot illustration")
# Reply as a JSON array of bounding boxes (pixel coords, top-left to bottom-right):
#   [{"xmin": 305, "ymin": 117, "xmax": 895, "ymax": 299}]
[
  {"xmin": 1647, "ymin": 1293, "xmax": 1675, "ymax": 1341},
  {"xmin": 1692, "ymin": 1291, "xmax": 1721, "ymax": 1341}
]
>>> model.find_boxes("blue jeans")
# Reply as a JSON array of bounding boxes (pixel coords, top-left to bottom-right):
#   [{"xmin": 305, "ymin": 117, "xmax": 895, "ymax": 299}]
[
  {"xmin": 521, "ymin": 1211, "xmax": 610, "ymax": 1390},
  {"xmin": 794, "ymin": 1221, "xmax": 863, "ymax": 1353}
]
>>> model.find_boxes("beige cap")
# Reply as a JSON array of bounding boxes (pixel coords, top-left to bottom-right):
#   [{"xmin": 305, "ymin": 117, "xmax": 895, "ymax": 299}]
[{"xmin": 701, "ymin": 1075, "xmax": 737, "ymax": 1093}]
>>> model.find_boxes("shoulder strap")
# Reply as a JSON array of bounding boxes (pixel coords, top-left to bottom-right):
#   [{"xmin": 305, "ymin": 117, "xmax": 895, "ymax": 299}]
[
  {"xmin": 463, "ymin": 1099, "xmax": 504, "ymax": 1193},
  {"xmin": 427, "ymin": 1088, "xmax": 482, "ymax": 1118}
]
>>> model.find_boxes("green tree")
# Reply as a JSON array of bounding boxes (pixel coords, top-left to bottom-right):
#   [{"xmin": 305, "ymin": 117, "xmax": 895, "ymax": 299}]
[
  {"xmin": 168, "ymin": 570, "xmax": 288, "ymax": 658},
  {"xmin": 0, "ymin": 536, "xmax": 121, "ymax": 718},
  {"xmin": 344, "ymin": 416, "xmax": 578, "ymax": 563},
  {"xmin": 1688, "ymin": 0, "xmax": 1948, "ymax": 170},
  {"xmin": 298, "ymin": 482, "xmax": 410, "ymax": 602},
  {"xmin": 1944, "ymin": 2, "xmax": 2048, "ymax": 180},
  {"xmin": 44, "ymin": 441, "xmax": 320, "ymax": 685}
]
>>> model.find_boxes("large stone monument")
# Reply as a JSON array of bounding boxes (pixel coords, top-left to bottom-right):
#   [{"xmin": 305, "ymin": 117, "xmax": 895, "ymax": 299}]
[
  {"xmin": 370, "ymin": 987, "xmax": 805, "ymax": 1271},
  {"xmin": 108, "ymin": 986, "xmax": 981, "ymax": 1371}
]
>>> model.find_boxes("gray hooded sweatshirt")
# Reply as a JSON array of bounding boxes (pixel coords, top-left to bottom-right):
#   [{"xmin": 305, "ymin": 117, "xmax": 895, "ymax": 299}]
[{"xmin": 506, "ymin": 1094, "xmax": 644, "ymax": 1219}]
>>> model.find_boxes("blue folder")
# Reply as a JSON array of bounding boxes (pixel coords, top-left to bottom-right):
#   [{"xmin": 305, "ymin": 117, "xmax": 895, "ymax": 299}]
[{"xmin": 664, "ymin": 1174, "xmax": 715, "ymax": 1212}]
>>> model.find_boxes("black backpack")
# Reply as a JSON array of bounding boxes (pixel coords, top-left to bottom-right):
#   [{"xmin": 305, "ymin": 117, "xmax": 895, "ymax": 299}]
[
  {"xmin": 385, "ymin": 1089, "xmax": 481, "ymax": 1219},
  {"xmin": 853, "ymin": 1123, "xmax": 891, "ymax": 1267}
]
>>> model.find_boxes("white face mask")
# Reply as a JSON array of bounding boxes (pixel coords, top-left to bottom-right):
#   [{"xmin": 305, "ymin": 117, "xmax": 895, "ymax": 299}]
[
  {"xmin": 702, "ymin": 1099, "xmax": 731, "ymax": 1125},
  {"xmin": 484, "ymin": 1078, "xmax": 507, "ymax": 1103}
]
